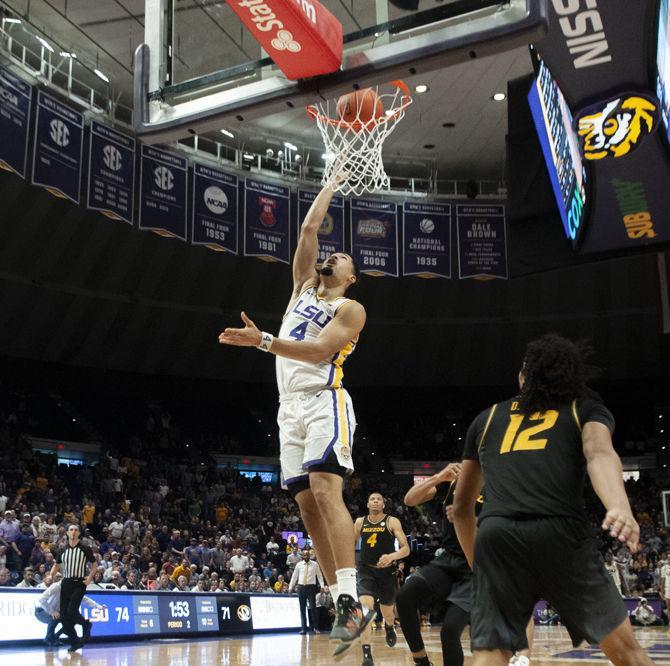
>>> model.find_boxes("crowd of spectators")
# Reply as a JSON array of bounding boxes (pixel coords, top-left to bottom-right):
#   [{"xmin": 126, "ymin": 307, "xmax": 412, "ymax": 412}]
[{"xmin": 0, "ymin": 395, "xmax": 667, "ymax": 628}]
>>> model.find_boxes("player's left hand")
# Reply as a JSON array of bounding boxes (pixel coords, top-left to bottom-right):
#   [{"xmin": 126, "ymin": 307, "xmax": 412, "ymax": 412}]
[
  {"xmin": 376, "ymin": 554, "xmax": 395, "ymax": 568},
  {"xmin": 218, "ymin": 312, "xmax": 262, "ymax": 347},
  {"xmin": 602, "ymin": 508, "xmax": 640, "ymax": 553},
  {"xmin": 84, "ymin": 576, "xmax": 92, "ymax": 586}
]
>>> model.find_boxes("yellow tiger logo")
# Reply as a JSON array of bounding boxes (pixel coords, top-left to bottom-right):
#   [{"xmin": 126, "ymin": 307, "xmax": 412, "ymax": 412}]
[{"xmin": 577, "ymin": 95, "xmax": 658, "ymax": 161}]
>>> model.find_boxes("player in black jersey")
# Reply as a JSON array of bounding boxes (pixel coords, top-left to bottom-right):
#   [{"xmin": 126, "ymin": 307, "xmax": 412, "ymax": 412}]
[
  {"xmin": 348, "ymin": 492, "xmax": 409, "ymax": 666},
  {"xmin": 453, "ymin": 334, "xmax": 655, "ymax": 666},
  {"xmin": 398, "ymin": 462, "xmax": 476, "ymax": 666}
]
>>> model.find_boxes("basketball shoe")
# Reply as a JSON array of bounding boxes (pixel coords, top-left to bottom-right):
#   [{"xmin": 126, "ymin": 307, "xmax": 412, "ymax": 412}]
[{"xmin": 330, "ymin": 594, "xmax": 376, "ymax": 658}]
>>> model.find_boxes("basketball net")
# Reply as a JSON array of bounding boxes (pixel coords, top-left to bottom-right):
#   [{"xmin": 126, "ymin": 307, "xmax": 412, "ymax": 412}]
[{"xmin": 307, "ymin": 81, "xmax": 412, "ymax": 197}]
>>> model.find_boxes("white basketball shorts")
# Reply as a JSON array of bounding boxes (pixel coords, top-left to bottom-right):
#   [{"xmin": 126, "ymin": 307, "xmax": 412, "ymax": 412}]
[{"xmin": 278, "ymin": 387, "xmax": 356, "ymax": 487}]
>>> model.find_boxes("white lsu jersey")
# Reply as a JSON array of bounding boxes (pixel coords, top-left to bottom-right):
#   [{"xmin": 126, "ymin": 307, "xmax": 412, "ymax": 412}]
[{"xmin": 276, "ymin": 286, "xmax": 357, "ymax": 396}]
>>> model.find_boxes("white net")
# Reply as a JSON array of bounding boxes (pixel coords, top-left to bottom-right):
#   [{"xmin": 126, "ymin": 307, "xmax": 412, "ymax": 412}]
[{"xmin": 307, "ymin": 81, "xmax": 412, "ymax": 197}]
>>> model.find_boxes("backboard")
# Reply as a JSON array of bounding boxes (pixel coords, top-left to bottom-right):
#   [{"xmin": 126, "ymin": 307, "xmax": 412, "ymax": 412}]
[{"xmin": 134, "ymin": 0, "xmax": 548, "ymax": 143}]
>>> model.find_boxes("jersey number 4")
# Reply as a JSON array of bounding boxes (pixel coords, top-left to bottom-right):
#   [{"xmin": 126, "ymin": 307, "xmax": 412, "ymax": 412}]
[
  {"xmin": 499, "ymin": 411, "xmax": 559, "ymax": 454},
  {"xmin": 366, "ymin": 533, "xmax": 378, "ymax": 548},
  {"xmin": 289, "ymin": 322, "xmax": 309, "ymax": 341}
]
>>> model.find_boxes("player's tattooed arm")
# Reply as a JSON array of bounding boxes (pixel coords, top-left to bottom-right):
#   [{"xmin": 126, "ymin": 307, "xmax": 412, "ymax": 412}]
[{"xmin": 403, "ymin": 463, "xmax": 462, "ymax": 507}]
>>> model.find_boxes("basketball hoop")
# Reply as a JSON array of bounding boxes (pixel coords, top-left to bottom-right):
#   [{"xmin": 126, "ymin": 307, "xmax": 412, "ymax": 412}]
[{"xmin": 307, "ymin": 80, "xmax": 412, "ymax": 196}]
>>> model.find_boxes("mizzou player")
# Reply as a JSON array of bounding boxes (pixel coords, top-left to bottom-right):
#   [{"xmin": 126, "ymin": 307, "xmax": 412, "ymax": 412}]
[
  {"xmin": 453, "ymin": 334, "xmax": 654, "ymax": 666},
  {"xmin": 219, "ymin": 173, "xmax": 374, "ymax": 658},
  {"xmin": 349, "ymin": 492, "xmax": 409, "ymax": 666},
  {"xmin": 401, "ymin": 469, "xmax": 533, "ymax": 666}
]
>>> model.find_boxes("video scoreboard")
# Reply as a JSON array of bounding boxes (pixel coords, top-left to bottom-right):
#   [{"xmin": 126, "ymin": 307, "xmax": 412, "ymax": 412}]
[{"xmin": 0, "ymin": 589, "xmax": 301, "ymax": 643}]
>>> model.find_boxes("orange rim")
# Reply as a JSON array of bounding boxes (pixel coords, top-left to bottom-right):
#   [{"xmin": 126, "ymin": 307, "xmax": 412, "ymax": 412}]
[{"xmin": 306, "ymin": 80, "xmax": 412, "ymax": 131}]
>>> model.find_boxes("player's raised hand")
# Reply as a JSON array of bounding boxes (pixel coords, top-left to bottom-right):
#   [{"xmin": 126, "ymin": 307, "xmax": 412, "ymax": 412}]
[
  {"xmin": 218, "ymin": 311, "xmax": 262, "ymax": 347},
  {"xmin": 436, "ymin": 462, "xmax": 462, "ymax": 484},
  {"xmin": 602, "ymin": 508, "xmax": 640, "ymax": 553}
]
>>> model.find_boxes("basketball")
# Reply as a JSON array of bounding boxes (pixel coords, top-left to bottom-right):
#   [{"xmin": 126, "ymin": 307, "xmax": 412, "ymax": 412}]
[{"xmin": 336, "ymin": 88, "xmax": 384, "ymax": 127}]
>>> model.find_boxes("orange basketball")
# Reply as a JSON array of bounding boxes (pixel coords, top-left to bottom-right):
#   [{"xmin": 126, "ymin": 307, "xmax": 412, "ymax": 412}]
[{"xmin": 336, "ymin": 88, "xmax": 384, "ymax": 127}]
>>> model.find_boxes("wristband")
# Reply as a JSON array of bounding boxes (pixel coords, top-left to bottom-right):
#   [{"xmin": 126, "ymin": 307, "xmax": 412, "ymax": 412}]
[{"xmin": 257, "ymin": 332, "xmax": 274, "ymax": 352}]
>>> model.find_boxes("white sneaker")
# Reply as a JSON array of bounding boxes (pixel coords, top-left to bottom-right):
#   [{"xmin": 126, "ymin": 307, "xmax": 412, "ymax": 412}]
[
  {"xmin": 514, "ymin": 657, "xmax": 530, "ymax": 666},
  {"xmin": 508, "ymin": 657, "xmax": 518, "ymax": 666}
]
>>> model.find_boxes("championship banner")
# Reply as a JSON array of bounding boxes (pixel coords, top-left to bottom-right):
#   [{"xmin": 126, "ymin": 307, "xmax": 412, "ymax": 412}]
[
  {"xmin": 32, "ymin": 91, "xmax": 84, "ymax": 203},
  {"xmin": 297, "ymin": 189, "xmax": 344, "ymax": 263},
  {"xmin": 244, "ymin": 177, "xmax": 290, "ymax": 264},
  {"xmin": 402, "ymin": 201, "xmax": 451, "ymax": 278},
  {"xmin": 87, "ymin": 120, "xmax": 135, "ymax": 225},
  {"xmin": 457, "ymin": 204, "xmax": 508, "ymax": 280},
  {"xmin": 350, "ymin": 198, "xmax": 398, "ymax": 277},
  {"xmin": 192, "ymin": 163, "xmax": 238, "ymax": 254},
  {"xmin": 0, "ymin": 66, "xmax": 32, "ymax": 178},
  {"xmin": 139, "ymin": 144, "xmax": 188, "ymax": 240}
]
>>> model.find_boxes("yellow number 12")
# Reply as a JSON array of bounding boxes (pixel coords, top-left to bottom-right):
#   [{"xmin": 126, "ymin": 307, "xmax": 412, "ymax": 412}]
[{"xmin": 499, "ymin": 411, "xmax": 559, "ymax": 454}]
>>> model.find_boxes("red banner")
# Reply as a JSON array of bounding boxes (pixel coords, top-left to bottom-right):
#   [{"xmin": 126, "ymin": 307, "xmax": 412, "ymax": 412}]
[{"xmin": 228, "ymin": 0, "xmax": 343, "ymax": 80}]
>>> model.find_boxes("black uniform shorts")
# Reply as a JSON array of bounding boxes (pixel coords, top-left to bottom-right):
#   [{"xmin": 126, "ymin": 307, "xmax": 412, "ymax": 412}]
[
  {"xmin": 471, "ymin": 515, "xmax": 628, "ymax": 653},
  {"xmin": 357, "ymin": 563, "xmax": 398, "ymax": 605}
]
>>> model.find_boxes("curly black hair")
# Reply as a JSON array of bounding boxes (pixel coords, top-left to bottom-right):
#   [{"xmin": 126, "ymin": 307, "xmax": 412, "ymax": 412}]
[{"xmin": 518, "ymin": 334, "xmax": 599, "ymax": 414}]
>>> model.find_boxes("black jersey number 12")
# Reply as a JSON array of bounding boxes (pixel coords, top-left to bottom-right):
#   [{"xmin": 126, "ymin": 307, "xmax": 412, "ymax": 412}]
[{"xmin": 499, "ymin": 411, "xmax": 559, "ymax": 454}]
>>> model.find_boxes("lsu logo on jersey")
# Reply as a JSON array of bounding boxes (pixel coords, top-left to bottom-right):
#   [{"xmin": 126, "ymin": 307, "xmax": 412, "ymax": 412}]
[
  {"xmin": 291, "ymin": 296, "xmax": 333, "ymax": 329},
  {"xmin": 576, "ymin": 94, "xmax": 659, "ymax": 161}
]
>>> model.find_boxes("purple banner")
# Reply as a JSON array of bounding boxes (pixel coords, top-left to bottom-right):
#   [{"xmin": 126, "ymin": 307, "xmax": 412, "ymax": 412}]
[
  {"xmin": 139, "ymin": 145, "xmax": 188, "ymax": 240},
  {"xmin": 457, "ymin": 204, "xmax": 508, "ymax": 280},
  {"xmin": 350, "ymin": 198, "xmax": 398, "ymax": 277},
  {"xmin": 32, "ymin": 91, "xmax": 84, "ymax": 204},
  {"xmin": 87, "ymin": 120, "xmax": 135, "ymax": 225},
  {"xmin": 192, "ymin": 163, "xmax": 238, "ymax": 254},
  {"xmin": 244, "ymin": 178, "xmax": 290, "ymax": 264},
  {"xmin": 297, "ymin": 190, "xmax": 344, "ymax": 263},
  {"xmin": 0, "ymin": 65, "xmax": 32, "ymax": 178},
  {"xmin": 403, "ymin": 201, "xmax": 451, "ymax": 278}
]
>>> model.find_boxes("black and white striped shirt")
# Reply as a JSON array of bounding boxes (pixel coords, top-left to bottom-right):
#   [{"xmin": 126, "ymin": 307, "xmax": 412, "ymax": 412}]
[{"xmin": 57, "ymin": 542, "xmax": 94, "ymax": 579}]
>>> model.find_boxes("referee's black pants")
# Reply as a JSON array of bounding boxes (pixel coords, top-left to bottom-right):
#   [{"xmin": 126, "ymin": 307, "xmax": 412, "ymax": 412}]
[
  {"xmin": 60, "ymin": 579, "xmax": 86, "ymax": 644},
  {"xmin": 297, "ymin": 584, "xmax": 318, "ymax": 631}
]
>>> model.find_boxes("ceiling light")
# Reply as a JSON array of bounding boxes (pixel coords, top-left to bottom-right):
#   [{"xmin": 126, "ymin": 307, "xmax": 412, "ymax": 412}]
[
  {"xmin": 94, "ymin": 69, "xmax": 110, "ymax": 83},
  {"xmin": 60, "ymin": 52, "xmax": 77, "ymax": 59},
  {"xmin": 415, "ymin": 84, "xmax": 428, "ymax": 94},
  {"xmin": 220, "ymin": 129, "xmax": 234, "ymax": 138},
  {"xmin": 243, "ymin": 153, "xmax": 254, "ymax": 160},
  {"xmin": 3, "ymin": 18, "xmax": 21, "ymax": 24},
  {"xmin": 283, "ymin": 141, "xmax": 297, "ymax": 151},
  {"xmin": 322, "ymin": 152, "xmax": 334, "ymax": 160},
  {"xmin": 265, "ymin": 148, "xmax": 274, "ymax": 157},
  {"xmin": 37, "ymin": 37, "xmax": 54, "ymax": 53},
  {"xmin": 295, "ymin": 154, "xmax": 303, "ymax": 162},
  {"xmin": 492, "ymin": 92, "xmax": 507, "ymax": 102}
]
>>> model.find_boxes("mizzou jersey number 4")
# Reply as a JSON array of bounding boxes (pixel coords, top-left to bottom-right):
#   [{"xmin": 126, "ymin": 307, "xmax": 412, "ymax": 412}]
[
  {"xmin": 463, "ymin": 397, "xmax": 615, "ymax": 522},
  {"xmin": 359, "ymin": 514, "xmax": 396, "ymax": 566}
]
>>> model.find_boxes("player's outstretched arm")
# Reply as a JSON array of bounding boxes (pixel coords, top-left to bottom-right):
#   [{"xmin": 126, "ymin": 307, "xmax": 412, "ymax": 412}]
[
  {"xmin": 218, "ymin": 301, "xmax": 366, "ymax": 364},
  {"xmin": 452, "ymin": 460, "xmax": 484, "ymax": 569},
  {"xmin": 353, "ymin": 517, "xmax": 363, "ymax": 541},
  {"xmin": 582, "ymin": 421, "xmax": 640, "ymax": 553},
  {"xmin": 403, "ymin": 463, "xmax": 462, "ymax": 507},
  {"xmin": 377, "ymin": 518, "xmax": 410, "ymax": 568},
  {"xmin": 292, "ymin": 183, "xmax": 336, "ymax": 295}
]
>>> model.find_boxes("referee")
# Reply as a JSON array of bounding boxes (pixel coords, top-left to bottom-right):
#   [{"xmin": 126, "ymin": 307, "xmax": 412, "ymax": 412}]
[{"xmin": 49, "ymin": 524, "xmax": 96, "ymax": 652}]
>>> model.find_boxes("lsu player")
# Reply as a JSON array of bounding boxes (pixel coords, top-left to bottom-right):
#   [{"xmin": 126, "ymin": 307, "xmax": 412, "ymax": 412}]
[{"xmin": 218, "ymin": 175, "xmax": 374, "ymax": 656}]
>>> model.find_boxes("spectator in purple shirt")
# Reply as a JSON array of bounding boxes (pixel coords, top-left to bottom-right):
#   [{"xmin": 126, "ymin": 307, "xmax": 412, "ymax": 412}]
[
  {"xmin": 0, "ymin": 511, "xmax": 21, "ymax": 570},
  {"xmin": 14, "ymin": 524, "xmax": 36, "ymax": 569}
]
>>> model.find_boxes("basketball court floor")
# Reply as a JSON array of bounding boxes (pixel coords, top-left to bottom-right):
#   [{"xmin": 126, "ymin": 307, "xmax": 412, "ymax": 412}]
[{"xmin": 4, "ymin": 626, "xmax": 669, "ymax": 665}]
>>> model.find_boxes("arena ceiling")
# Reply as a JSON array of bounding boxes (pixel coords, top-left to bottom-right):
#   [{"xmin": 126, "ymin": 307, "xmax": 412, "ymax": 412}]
[
  {"xmin": 0, "ymin": 0, "xmax": 534, "ymax": 179},
  {"xmin": 0, "ymin": 171, "xmax": 667, "ymax": 388}
]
